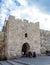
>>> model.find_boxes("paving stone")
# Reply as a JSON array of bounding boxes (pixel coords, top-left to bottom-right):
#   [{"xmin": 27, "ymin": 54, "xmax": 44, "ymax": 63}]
[
  {"xmin": 7, "ymin": 60, "xmax": 23, "ymax": 65},
  {"xmin": 0, "ymin": 56, "xmax": 50, "ymax": 65},
  {"xmin": 0, "ymin": 61, "xmax": 11, "ymax": 65}
]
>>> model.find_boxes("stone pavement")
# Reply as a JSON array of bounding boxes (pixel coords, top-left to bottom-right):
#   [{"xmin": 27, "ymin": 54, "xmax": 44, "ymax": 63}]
[{"xmin": 0, "ymin": 56, "xmax": 50, "ymax": 65}]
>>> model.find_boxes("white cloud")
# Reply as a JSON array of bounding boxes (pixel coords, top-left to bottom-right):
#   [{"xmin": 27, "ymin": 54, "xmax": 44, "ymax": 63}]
[
  {"xmin": 17, "ymin": 0, "xmax": 28, "ymax": 6},
  {"xmin": 10, "ymin": 5, "xmax": 50, "ymax": 30},
  {"xmin": 0, "ymin": 0, "xmax": 17, "ymax": 29},
  {"xmin": 1, "ymin": 0, "xmax": 50, "ymax": 31}
]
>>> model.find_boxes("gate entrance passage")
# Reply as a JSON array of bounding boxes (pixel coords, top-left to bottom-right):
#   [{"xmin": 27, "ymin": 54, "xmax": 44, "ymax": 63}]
[{"xmin": 22, "ymin": 43, "xmax": 30, "ymax": 55}]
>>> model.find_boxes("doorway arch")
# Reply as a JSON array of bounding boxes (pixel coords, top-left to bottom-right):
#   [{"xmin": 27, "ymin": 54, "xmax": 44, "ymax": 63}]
[{"xmin": 22, "ymin": 42, "xmax": 30, "ymax": 55}]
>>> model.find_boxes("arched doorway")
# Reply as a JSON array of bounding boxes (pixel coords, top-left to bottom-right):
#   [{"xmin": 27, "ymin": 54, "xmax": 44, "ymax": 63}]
[{"xmin": 22, "ymin": 42, "xmax": 30, "ymax": 55}]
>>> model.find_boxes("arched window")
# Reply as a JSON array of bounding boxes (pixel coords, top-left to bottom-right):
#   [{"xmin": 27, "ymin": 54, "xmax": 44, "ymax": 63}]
[{"xmin": 25, "ymin": 33, "xmax": 27, "ymax": 37}]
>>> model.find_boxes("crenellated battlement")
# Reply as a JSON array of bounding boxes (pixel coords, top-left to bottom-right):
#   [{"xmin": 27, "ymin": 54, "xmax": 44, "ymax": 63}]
[
  {"xmin": 8, "ymin": 15, "xmax": 39, "ymax": 24},
  {"xmin": 5, "ymin": 15, "xmax": 39, "ymax": 30}
]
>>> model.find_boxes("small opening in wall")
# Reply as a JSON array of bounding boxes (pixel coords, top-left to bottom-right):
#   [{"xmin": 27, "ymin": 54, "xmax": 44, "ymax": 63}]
[{"xmin": 25, "ymin": 33, "xmax": 27, "ymax": 37}]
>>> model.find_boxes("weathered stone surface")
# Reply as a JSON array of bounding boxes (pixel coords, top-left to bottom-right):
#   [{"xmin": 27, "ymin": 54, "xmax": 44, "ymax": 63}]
[
  {"xmin": 40, "ymin": 29, "xmax": 50, "ymax": 54},
  {"xmin": 4, "ymin": 16, "xmax": 40, "ymax": 59},
  {"xmin": 0, "ymin": 15, "xmax": 50, "ymax": 60},
  {"xmin": 0, "ymin": 32, "xmax": 5, "ymax": 60}
]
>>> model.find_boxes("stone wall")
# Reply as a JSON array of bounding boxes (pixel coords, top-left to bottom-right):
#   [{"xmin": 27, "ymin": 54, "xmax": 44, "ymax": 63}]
[
  {"xmin": 5, "ymin": 16, "xmax": 40, "ymax": 59},
  {"xmin": 40, "ymin": 29, "xmax": 50, "ymax": 54},
  {"xmin": 0, "ymin": 32, "xmax": 5, "ymax": 60},
  {"xmin": 1, "ymin": 15, "xmax": 50, "ymax": 59}
]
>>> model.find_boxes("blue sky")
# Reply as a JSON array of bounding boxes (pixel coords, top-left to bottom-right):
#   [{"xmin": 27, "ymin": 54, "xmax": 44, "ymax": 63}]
[{"xmin": 0, "ymin": 0, "xmax": 50, "ymax": 31}]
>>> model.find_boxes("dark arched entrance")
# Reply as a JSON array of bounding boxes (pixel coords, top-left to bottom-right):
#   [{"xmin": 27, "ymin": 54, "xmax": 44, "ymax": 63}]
[{"xmin": 22, "ymin": 42, "xmax": 30, "ymax": 55}]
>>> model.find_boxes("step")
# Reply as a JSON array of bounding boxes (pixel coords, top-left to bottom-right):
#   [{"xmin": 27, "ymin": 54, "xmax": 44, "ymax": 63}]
[
  {"xmin": 7, "ymin": 60, "xmax": 23, "ymax": 65},
  {"xmin": 0, "ymin": 61, "xmax": 11, "ymax": 65},
  {"xmin": 13, "ymin": 59, "xmax": 30, "ymax": 65}
]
